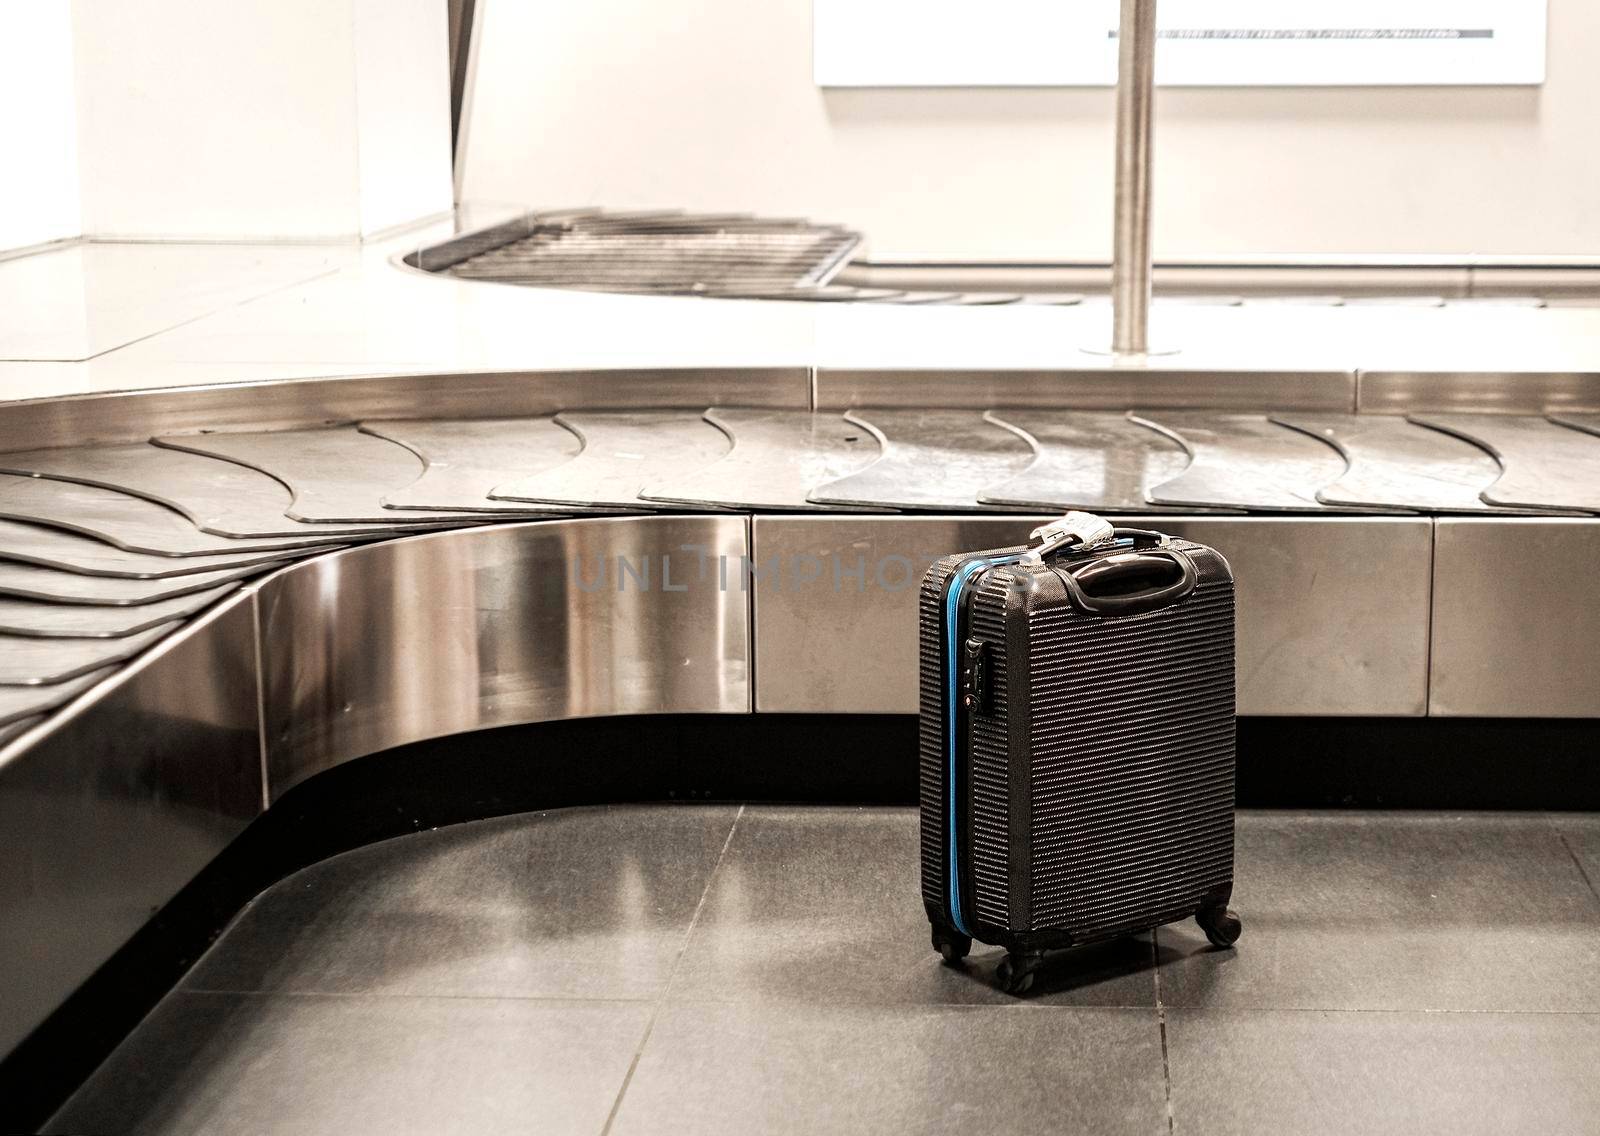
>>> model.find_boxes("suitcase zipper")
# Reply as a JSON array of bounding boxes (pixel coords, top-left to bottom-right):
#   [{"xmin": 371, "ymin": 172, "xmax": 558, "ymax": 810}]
[{"xmin": 942, "ymin": 553, "xmax": 1022, "ymax": 937}]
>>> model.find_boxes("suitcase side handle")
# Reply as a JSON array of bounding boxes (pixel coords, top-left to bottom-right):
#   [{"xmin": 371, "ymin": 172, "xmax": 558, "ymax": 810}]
[{"xmin": 1059, "ymin": 548, "xmax": 1198, "ymax": 615}]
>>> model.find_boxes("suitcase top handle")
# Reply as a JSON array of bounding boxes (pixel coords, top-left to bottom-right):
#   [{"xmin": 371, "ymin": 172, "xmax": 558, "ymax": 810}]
[{"xmin": 1059, "ymin": 547, "xmax": 1198, "ymax": 616}]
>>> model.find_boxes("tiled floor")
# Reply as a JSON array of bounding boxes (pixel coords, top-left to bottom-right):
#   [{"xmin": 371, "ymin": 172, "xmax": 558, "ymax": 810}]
[{"xmin": 46, "ymin": 806, "xmax": 1600, "ymax": 1136}]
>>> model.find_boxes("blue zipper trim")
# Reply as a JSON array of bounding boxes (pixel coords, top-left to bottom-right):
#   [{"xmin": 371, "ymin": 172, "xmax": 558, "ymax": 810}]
[{"xmin": 944, "ymin": 553, "xmax": 1022, "ymax": 937}]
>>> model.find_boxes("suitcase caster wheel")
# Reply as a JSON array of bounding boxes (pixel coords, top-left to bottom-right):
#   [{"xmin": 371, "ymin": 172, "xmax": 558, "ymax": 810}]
[
  {"xmin": 1196, "ymin": 905, "xmax": 1242, "ymax": 949},
  {"xmin": 996, "ymin": 952, "xmax": 1043, "ymax": 996},
  {"xmin": 931, "ymin": 927, "xmax": 971, "ymax": 966}
]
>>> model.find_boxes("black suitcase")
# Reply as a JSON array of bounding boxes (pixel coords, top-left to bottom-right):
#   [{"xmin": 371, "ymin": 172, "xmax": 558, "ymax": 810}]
[{"xmin": 919, "ymin": 512, "xmax": 1241, "ymax": 994}]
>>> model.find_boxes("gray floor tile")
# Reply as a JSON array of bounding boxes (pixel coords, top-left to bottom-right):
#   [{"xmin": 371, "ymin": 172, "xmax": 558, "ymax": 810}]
[
  {"xmin": 45, "ymin": 990, "xmax": 651, "ymax": 1136},
  {"xmin": 1166, "ymin": 1008, "xmax": 1600, "ymax": 1136},
  {"xmin": 669, "ymin": 806, "xmax": 1158, "ymax": 1007},
  {"xmin": 609, "ymin": 1001, "xmax": 1168, "ymax": 1136},
  {"xmin": 183, "ymin": 804, "xmax": 738, "ymax": 999},
  {"xmin": 1156, "ymin": 812, "xmax": 1600, "ymax": 1012}
]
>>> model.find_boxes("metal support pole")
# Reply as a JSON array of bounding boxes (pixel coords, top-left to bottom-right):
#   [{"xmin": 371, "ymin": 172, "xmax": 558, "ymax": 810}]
[{"xmin": 1111, "ymin": 0, "xmax": 1157, "ymax": 355}]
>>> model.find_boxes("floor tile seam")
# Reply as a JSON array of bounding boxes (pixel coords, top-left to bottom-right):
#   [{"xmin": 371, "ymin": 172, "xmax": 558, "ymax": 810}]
[
  {"xmin": 655, "ymin": 994, "xmax": 1158, "ymax": 1013},
  {"xmin": 599, "ymin": 803, "xmax": 745, "ymax": 1136},
  {"xmin": 1557, "ymin": 832, "xmax": 1600, "ymax": 912},
  {"xmin": 1152, "ymin": 932, "xmax": 1176, "ymax": 1136},
  {"xmin": 1158, "ymin": 1005, "xmax": 1600, "ymax": 1017},
  {"xmin": 70, "ymin": 265, "xmax": 347, "ymax": 364},
  {"xmin": 175, "ymin": 987, "xmax": 658, "ymax": 1006}
]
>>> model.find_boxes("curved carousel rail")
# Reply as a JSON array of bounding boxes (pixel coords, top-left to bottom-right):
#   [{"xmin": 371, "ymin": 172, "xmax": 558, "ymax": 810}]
[{"xmin": 3, "ymin": 364, "xmax": 1600, "ymax": 1065}]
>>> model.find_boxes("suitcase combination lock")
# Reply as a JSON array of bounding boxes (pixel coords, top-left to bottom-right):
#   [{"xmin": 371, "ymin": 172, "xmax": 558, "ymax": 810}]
[{"xmin": 961, "ymin": 637, "xmax": 991, "ymax": 713}]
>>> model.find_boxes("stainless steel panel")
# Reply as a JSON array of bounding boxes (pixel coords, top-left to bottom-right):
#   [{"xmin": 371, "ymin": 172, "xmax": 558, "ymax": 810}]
[
  {"xmin": 360, "ymin": 418, "xmax": 583, "ymax": 513},
  {"xmin": 751, "ymin": 515, "xmax": 1431, "ymax": 716},
  {"xmin": 257, "ymin": 517, "xmax": 750, "ymax": 797},
  {"xmin": 807, "ymin": 410, "xmax": 1032, "ymax": 510},
  {"xmin": 641, "ymin": 409, "xmax": 879, "ymax": 512},
  {"xmin": 0, "ymin": 472, "xmax": 329, "ymax": 557},
  {"xmin": 1359, "ymin": 372, "xmax": 1600, "ymax": 415},
  {"xmin": 0, "ymin": 585, "xmax": 238, "ymax": 638},
  {"xmin": 814, "ymin": 369, "xmax": 1355, "ymax": 412},
  {"xmin": 0, "ymin": 666, "xmax": 117, "ymax": 727},
  {"xmin": 0, "ymin": 368, "xmax": 811, "ymax": 451},
  {"xmin": 0, "ymin": 518, "xmax": 312, "ymax": 577},
  {"xmin": 154, "ymin": 427, "xmax": 493, "ymax": 525},
  {"xmin": 0, "ymin": 559, "xmax": 277, "ymax": 605},
  {"xmin": 1272, "ymin": 413, "xmax": 1527, "ymax": 514},
  {"xmin": 0, "ymin": 442, "xmax": 400, "ymax": 541},
  {"xmin": 1409, "ymin": 414, "xmax": 1600, "ymax": 512},
  {"xmin": 492, "ymin": 412, "xmax": 729, "ymax": 510},
  {"xmin": 979, "ymin": 410, "xmax": 1196, "ymax": 511},
  {"xmin": 1138, "ymin": 413, "xmax": 1355, "ymax": 512},
  {"xmin": 0, "ymin": 624, "xmax": 173, "ymax": 685},
  {"xmin": 0, "ymin": 593, "xmax": 261, "ymax": 1059},
  {"xmin": 1430, "ymin": 519, "xmax": 1600, "ymax": 717}
]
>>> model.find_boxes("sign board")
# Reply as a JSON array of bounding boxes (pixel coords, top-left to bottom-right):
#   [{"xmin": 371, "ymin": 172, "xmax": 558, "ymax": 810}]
[{"xmin": 814, "ymin": 1, "xmax": 1547, "ymax": 87}]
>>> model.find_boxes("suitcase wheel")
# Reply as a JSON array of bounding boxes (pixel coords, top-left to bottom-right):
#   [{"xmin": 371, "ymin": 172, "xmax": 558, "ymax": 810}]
[
  {"xmin": 1196, "ymin": 904, "xmax": 1243, "ymax": 949},
  {"xmin": 930, "ymin": 926, "xmax": 972, "ymax": 966},
  {"xmin": 996, "ymin": 950, "xmax": 1045, "ymax": 996}
]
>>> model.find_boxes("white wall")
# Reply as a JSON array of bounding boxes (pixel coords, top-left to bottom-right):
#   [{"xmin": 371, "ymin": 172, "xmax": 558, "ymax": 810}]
[
  {"xmin": 72, "ymin": 0, "xmax": 451, "ymax": 242},
  {"xmin": 0, "ymin": 5, "xmax": 82, "ymax": 253},
  {"xmin": 352, "ymin": 0, "xmax": 455, "ymax": 236},
  {"xmin": 462, "ymin": 0, "xmax": 1599, "ymax": 260}
]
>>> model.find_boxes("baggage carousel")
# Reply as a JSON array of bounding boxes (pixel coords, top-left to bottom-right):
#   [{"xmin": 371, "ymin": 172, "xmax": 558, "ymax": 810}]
[{"xmin": 4, "ymin": 225, "xmax": 1600, "ymax": 1105}]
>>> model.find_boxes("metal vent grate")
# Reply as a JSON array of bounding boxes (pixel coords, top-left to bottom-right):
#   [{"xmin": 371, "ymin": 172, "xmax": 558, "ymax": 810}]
[{"xmin": 435, "ymin": 210, "xmax": 861, "ymax": 296}]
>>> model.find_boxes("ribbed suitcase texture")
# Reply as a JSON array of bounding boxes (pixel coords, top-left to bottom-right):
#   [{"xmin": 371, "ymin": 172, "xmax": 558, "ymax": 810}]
[{"xmin": 920, "ymin": 533, "xmax": 1236, "ymax": 955}]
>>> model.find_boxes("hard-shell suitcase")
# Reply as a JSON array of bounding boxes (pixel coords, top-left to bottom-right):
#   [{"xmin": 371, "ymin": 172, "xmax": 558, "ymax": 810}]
[{"xmin": 919, "ymin": 512, "xmax": 1241, "ymax": 994}]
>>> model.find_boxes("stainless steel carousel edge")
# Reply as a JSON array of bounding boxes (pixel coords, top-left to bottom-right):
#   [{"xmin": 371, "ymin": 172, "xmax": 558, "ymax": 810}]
[{"xmin": 0, "ymin": 589, "xmax": 264, "ymax": 1058}]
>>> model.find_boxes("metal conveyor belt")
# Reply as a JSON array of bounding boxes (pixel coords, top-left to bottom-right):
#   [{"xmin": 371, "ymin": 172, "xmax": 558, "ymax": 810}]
[{"xmin": 2, "ymin": 404, "xmax": 1597, "ymax": 719}]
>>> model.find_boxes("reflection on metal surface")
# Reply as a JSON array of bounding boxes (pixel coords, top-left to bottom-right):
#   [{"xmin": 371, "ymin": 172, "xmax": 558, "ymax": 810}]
[
  {"xmin": 0, "ymin": 444, "xmax": 391, "ymax": 543},
  {"xmin": 751, "ymin": 515, "xmax": 1431, "ymax": 717},
  {"xmin": 0, "ymin": 559, "xmax": 276, "ymax": 605},
  {"xmin": 1137, "ymin": 413, "xmax": 1353, "ymax": 512},
  {"xmin": 0, "ymin": 585, "xmax": 238, "ymax": 638},
  {"xmin": 0, "ymin": 473, "xmax": 321, "ymax": 557},
  {"xmin": 808, "ymin": 410, "xmax": 1032, "ymax": 510},
  {"xmin": 1358, "ymin": 372, "xmax": 1600, "ymax": 415},
  {"xmin": 154, "ymin": 427, "xmax": 494, "ymax": 525},
  {"xmin": 0, "ymin": 517, "xmax": 312, "ymax": 577},
  {"xmin": 492, "ymin": 412, "xmax": 730, "ymax": 510},
  {"xmin": 0, "ymin": 666, "xmax": 117, "ymax": 727},
  {"xmin": 641, "ymin": 409, "xmax": 879, "ymax": 512},
  {"xmin": 979, "ymin": 410, "xmax": 1194, "ymax": 511},
  {"xmin": 0, "ymin": 368, "xmax": 812, "ymax": 452},
  {"xmin": 1430, "ymin": 519, "xmax": 1600, "ymax": 717},
  {"xmin": 1272, "ymin": 413, "xmax": 1524, "ymax": 514},
  {"xmin": 0, "ymin": 624, "xmax": 173, "ymax": 685},
  {"xmin": 1409, "ymin": 414, "xmax": 1600, "ymax": 513},
  {"xmin": 0, "ymin": 594, "xmax": 261, "ymax": 1057},
  {"xmin": 0, "ymin": 715, "xmax": 43, "ymax": 748},
  {"xmin": 257, "ymin": 517, "xmax": 750, "ymax": 796},
  {"xmin": 360, "ymin": 418, "xmax": 583, "ymax": 513},
  {"xmin": 814, "ymin": 369, "xmax": 1355, "ymax": 412}
]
